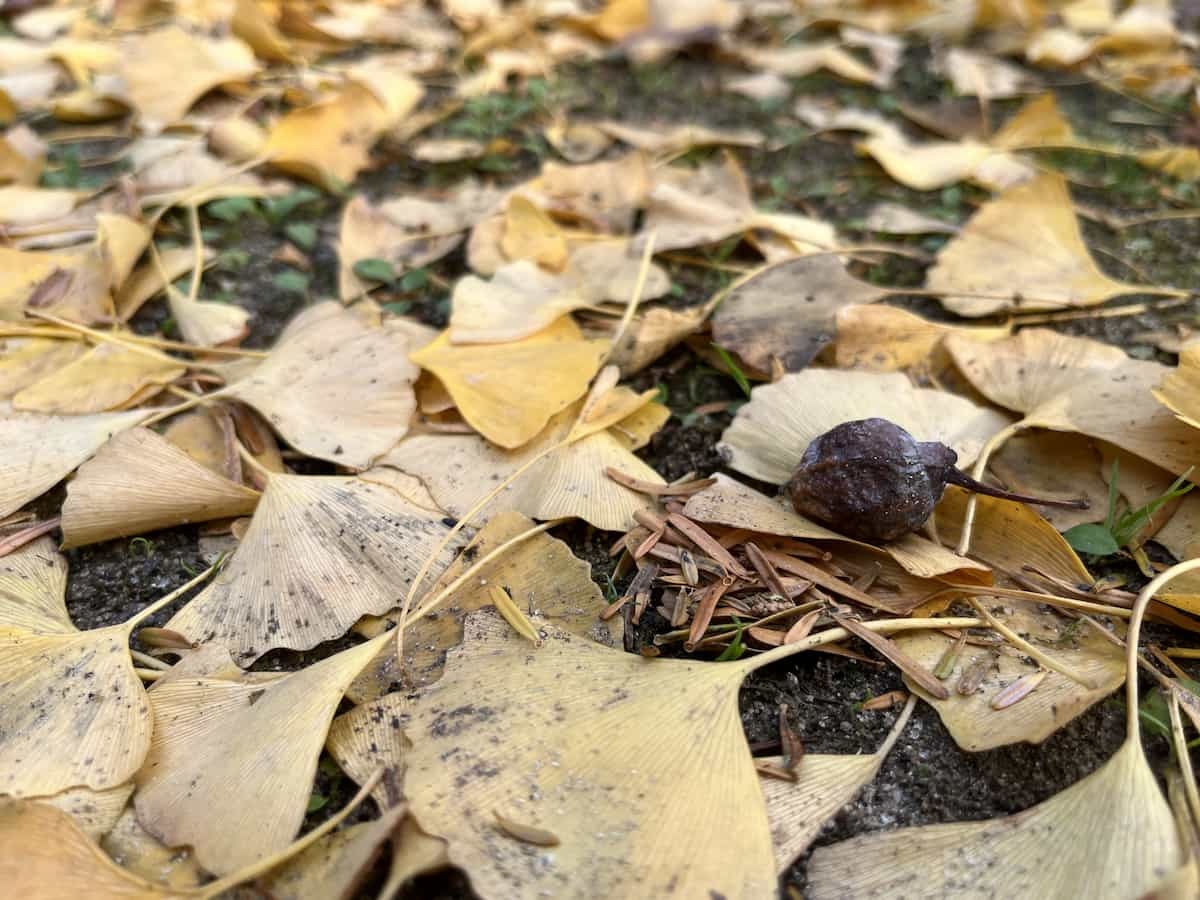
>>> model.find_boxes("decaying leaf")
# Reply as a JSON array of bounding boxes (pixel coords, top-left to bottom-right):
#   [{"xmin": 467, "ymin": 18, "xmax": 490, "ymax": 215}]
[
  {"xmin": 718, "ymin": 369, "xmax": 1010, "ymax": 485},
  {"xmin": 928, "ymin": 172, "xmax": 1168, "ymax": 316},
  {"xmin": 378, "ymin": 400, "xmax": 667, "ymax": 531},
  {"xmin": 100, "ymin": 805, "xmax": 206, "ymax": 890},
  {"xmin": 220, "ymin": 302, "xmax": 419, "ymax": 468},
  {"xmin": 61, "ymin": 427, "xmax": 260, "ymax": 547},
  {"xmin": 408, "ymin": 316, "xmax": 608, "ymax": 448},
  {"xmin": 0, "ymin": 407, "xmax": 147, "ymax": 519},
  {"xmin": 134, "ymin": 633, "xmax": 388, "ymax": 874},
  {"xmin": 165, "ymin": 473, "xmax": 460, "ymax": 664},
  {"xmin": 712, "ymin": 255, "xmax": 886, "ymax": 373}
]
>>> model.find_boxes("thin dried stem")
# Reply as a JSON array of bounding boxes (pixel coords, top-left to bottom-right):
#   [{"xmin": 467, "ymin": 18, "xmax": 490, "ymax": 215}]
[
  {"xmin": 1127, "ymin": 559, "xmax": 1200, "ymax": 739},
  {"xmin": 956, "ymin": 420, "xmax": 1025, "ymax": 557},
  {"xmin": 603, "ymin": 230, "xmax": 657, "ymax": 368},
  {"xmin": 968, "ymin": 599, "xmax": 1096, "ymax": 687}
]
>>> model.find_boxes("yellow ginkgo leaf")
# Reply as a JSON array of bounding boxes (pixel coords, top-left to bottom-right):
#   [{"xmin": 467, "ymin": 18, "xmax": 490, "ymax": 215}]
[
  {"xmin": 987, "ymin": 430, "xmax": 1110, "ymax": 531},
  {"xmin": 739, "ymin": 41, "xmax": 882, "ymax": 84},
  {"xmin": 593, "ymin": 119, "xmax": 764, "ymax": 155},
  {"xmin": 61, "ymin": 427, "xmax": 260, "ymax": 548},
  {"xmin": 134, "ymin": 633, "xmax": 388, "ymax": 874},
  {"xmin": 0, "ymin": 123, "xmax": 45, "ymax": 185},
  {"xmin": 0, "ymin": 536, "xmax": 71, "ymax": 632},
  {"xmin": 165, "ymin": 474, "xmax": 461, "ymax": 664},
  {"xmin": 100, "ymin": 805, "xmax": 205, "ymax": 890},
  {"xmin": 232, "ymin": 0, "xmax": 295, "ymax": 63},
  {"xmin": 0, "ymin": 243, "xmax": 111, "ymax": 323},
  {"xmin": 34, "ymin": 782, "xmax": 134, "ymax": 840},
  {"xmin": 932, "ymin": 487, "xmax": 1093, "ymax": 586},
  {"xmin": 220, "ymin": 301, "xmax": 419, "ymax": 468},
  {"xmin": 256, "ymin": 805, "xmax": 406, "ymax": 900},
  {"xmin": 896, "ymin": 598, "xmax": 1125, "ymax": 750},
  {"xmin": 1156, "ymin": 343, "xmax": 1200, "ymax": 431},
  {"xmin": 380, "ymin": 609, "xmax": 779, "ymax": 898},
  {"xmin": 448, "ymin": 260, "xmax": 589, "ymax": 344},
  {"xmin": 0, "ymin": 185, "xmax": 79, "ymax": 227},
  {"xmin": 343, "ymin": 509, "xmax": 618, "ymax": 704},
  {"xmin": 13, "ymin": 342, "xmax": 185, "ymax": 415},
  {"xmin": 500, "ymin": 194, "xmax": 568, "ymax": 270},
  {"xmin": 681, "ymin": 474, "xmax": 988, "ymax": 589},
  {"xmin": 762, "ymin": 698, "xmax": 915, "ymax": 873},
  {"xmin": 376, "ymin": 400, "xmax": 666, "ymax": 530},
  {"xmin": 712, "ymin": 255, "xmax": 886, "ymax": 373},
  {"xmin": 0, "ymin": 337, "xmax": 86, "ymax": 400},
  {"xmin": 718, "ymin": 369, "xmax": 1010, "ymax": 485},
  {"xmin": 408, "ymin": 316, "xmax": 609, "ymax": 449},
  {"xmin": 0, "ymin": 801, "xmax": 176, "ymax": 899},
  {"xmin": 0, "ymin": 408, "xmax": 148, "ymax": 519},
  {"xmin": 928, "ymin": 172, "xmax": 1172, "ymax": 316},
  {"xmin": 166, "ymin": 289, "xmax": 250, "ymax": 347},
  {"xmin": 118, "ymin": 27, "xmax": 259, "ymax": 133},
  {"xmin": 833, "ymin": 304, "xmax": 1009, "ymax": 381},
  {"xmin": 807, "ymin": 560, "xmax": 1186, "ymax": 899},
  {"xmin": 263, "ymin": 83, "xmax": 392, "ymax": 189},
  {"xmin": 96, "ymin": 213, "xmax": 151, "ymax": 292},
  {"xmin": 115, "ymin": 246, "xmax": 203, "ymax": 322},
  {"xmin": 947, "ymin": 328, "xmax": 1200, "ymax": 479}
]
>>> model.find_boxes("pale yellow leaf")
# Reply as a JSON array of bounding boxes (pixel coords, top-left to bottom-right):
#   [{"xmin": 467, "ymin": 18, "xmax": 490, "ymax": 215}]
[{"xmin": 13, "ymin": 342, "xmax": 184, "ymax": 415}]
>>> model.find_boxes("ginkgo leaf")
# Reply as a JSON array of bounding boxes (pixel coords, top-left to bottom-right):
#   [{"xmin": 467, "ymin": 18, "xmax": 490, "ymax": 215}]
[
  {"xmin": 382, "ymin": 609, "xmax": 779, "ymax": 898},
  {"xmin": 860, "ymin": 202, "xmax": 959, "ymax": 235},
  {"xmin": 593, "ymin": 119, "xmax": 765, "ymax": 155},
  {"xmin": 34, "ymin": 782, "xmax": 134, "ymax": 840},
  {"xmin": 0, "ymin": 407, "xmax": 148, "ymax": 519},
  {"xmin": 1155, "ymin": 343, "xmax": 1200, "ymax": 431},
  {"xmin": 718, "ymin": 369, "xmax": 1010, "ymax": 485},
  {"xmin": 408, "ymin": 316, "xmax": 609, "ymax": 449},
  {"xmin": 859, "ymin": 133, "xmax": 1033, "ymax": 192},
  {"xmin": 134, "ymin": 632, "xmax": 387, "ymax": 874},
  {"xmin": 712, "ymin": 255, "xmax": 886, "ymax": 373},
  {"xmin": 500, "ymin": 194, "xmax": 568, "ymax": 270},
  {"xmin": 60, "ymin": 427, "xmax": 260, "ymax": 548},
  {"xmin": 220, "ymin": 301, "xmax": 419, "ymax": 468},
  {"xmin": 167, "ymin": 289, "xmax": 251, "ymax": 348},
  {"xmin": 343, "ymin": 509, "xmax": 618, "ymax": 704},
  {"xmin": 0, "ymin": 337, "xmax": 86, "ymax": 399},
  {"xmin": 0, "ymin": 801, "xmax": 176, "ymax": 899},
  {"xmin": 100, "ymin": 805, "xmax": 206, "ymax": 890},
  {"xmin": 377, "ymin": 401, "xmax": 666, "ymax": 531},
  {"xmin": 739, "ymin": 41, "xmax": 883, "ymax": 84},
  {"xmin": 947, "ymin": 328, "xmax": 1200, "ymax": 478},
  {"xmin": 833, "ymin": 304, "xmax": 1009, "ymax": 381},
  {"xmin": 165, "ymin": 474, "xmax": 460, "ymax": 664},
  {"xmin": 118, "ymin": 27, "xmax": 259, "ymax": 133},
  {"xmin": 933, "ymin": 487, "xmax": 1093, "ymax": 586},
  {"xmin": 681, "ymin": 474, "xmax": 988, "ymax": 588},
  {"xmin": 447, "ymin": 260, "xmax": 589, "ymax": 344},
  {"xmin": 928, "ymin": 172, "xmax": 1164, "ymax": 316},
  {"xmin": 256, "ymin": 805, "xmax": 406, "ymax": 900},
  {"xmin": 518, "ymin": 152, "xmax": 651, "ymax": 235},
  {"xmin": 0, "ymin": 243, "xmax": 112, "ymax": 323},
  {"xmin": 12, "ymin": 342, "xmax": 185, "ymax": 415},
  {"xmin": 263, "ymin": 83, "xmax": 401, "ymax": 189},
  {"xmin": 0, "ymin": 622, "xmax": 149, "ymax": 797},
  {"xmin": 807, "ymin": 557, "xmax": 1189, "ymax": 899},
  {"xmin": 0, "ymin": 186, "xmax": 80, "ymax": 227},
  {"xmin": 987, "ymin": 431, "xmax": 1109, "ymax": 531},
  {"xmin": 761, "ymin": 699, "xmax": 915, "ymax": 872},
  {"xmin": 115, "ymin": 246, "xmax": 202, "ymax": 321},
  {"xmin": 896, "ymin": 599, "xmax": 1125, "ymax": 749},
  {"xmin": 807, "ymin": 736, "xmax": 1178, "ymax": 897},
  {"xmin": 604, "ymin": 303, "xmax": 710, "ymax": 374},
  {"xmin": 560, "ymin": 240, "xmax": 670, "ymax": 304},
  {"xmin": 0, "ymin": 536, "xmax": 71, "ymax": 632},
  {"xmin": 336, "ymin": 186, "xmax": 499, "ymax": 300}
]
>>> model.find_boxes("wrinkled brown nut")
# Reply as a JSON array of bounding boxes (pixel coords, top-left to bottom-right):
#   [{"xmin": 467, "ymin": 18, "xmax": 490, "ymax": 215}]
[{"xmin": 786, "ymin": 418, "xmax": 1087, "ymax": 543}]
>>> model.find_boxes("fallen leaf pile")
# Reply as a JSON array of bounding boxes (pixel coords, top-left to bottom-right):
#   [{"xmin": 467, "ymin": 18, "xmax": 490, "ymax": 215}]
[{"xmin": 2, "ymin": 0, "xmax": 1200, "ymax": 898}]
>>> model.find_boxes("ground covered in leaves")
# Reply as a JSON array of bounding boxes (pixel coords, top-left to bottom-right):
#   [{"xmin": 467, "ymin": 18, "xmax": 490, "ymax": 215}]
[{"xmin": 4, "ymin": 2, "xmax": 1200, "ymax": 899}]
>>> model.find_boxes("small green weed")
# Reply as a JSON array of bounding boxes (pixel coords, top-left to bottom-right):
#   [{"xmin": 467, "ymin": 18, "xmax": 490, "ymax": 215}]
[
  {"xmin": 711, "ymin": 345, "xmax": 753, "ymax": 399},
  {"xmin": 1063, "ymin": 460, "xmax": 1193, "ymax": 557}
]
